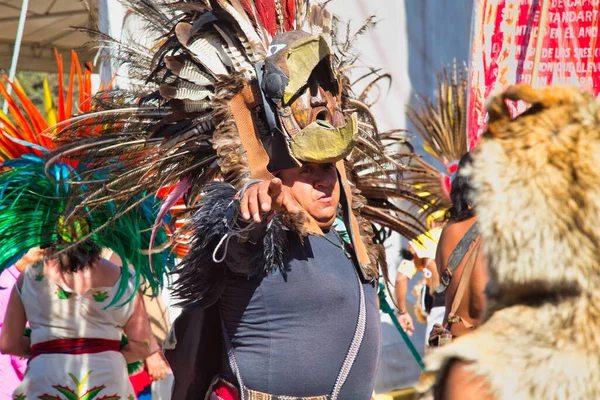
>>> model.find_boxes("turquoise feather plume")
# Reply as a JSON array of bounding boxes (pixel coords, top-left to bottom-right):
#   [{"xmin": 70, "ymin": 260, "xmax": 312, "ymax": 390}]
[{"xmin": 0, "ymin": 156, "xmax": 173, "ymax": 307}]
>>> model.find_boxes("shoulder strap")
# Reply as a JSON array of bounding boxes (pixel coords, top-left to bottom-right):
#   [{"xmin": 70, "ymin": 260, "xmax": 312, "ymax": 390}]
[
  {"xmin": 447, "ymin": 223, "xmax": 479, "ymax": 274},
  {"xmin": 435, "ymin": 223, "xmax": 479, "ymax": 294},
  {"xmin": 447, "ymin": 240, "xmax": 481, "ymax": 329},
  {"xmin": 330, "ymin": 252, "xmax": 366, "ymax": 400}
]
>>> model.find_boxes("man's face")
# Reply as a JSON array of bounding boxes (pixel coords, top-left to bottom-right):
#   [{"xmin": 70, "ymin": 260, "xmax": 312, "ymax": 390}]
[{"xmin": 278, "ymin": 162, "xmax": 340, "ymax": 230}]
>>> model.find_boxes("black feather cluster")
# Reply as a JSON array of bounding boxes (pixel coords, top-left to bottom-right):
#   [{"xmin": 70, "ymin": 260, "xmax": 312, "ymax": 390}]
[{"xmin": 171, "ymin": 182, "xmax": 287, "ymax": 308}]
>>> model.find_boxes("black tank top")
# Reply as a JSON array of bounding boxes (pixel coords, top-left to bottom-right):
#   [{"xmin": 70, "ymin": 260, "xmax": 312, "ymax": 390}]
[{"xmin": 219, "ymin": 230, "xmax": 380, "ymax": 399}]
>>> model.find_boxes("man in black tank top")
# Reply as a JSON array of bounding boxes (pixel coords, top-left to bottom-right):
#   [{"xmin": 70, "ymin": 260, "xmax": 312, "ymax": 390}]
[
  {"xmin": 161, "ymin": 11, "xmax": 385, "ymax": 400},
  {"xmin": 167, "ymin": 165, "xmax": 381, "ymax": 400}
]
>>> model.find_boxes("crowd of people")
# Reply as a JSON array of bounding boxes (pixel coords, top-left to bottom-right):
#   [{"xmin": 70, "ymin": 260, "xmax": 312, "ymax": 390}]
[{"xmin": 0, "ymin": 2, "xmax": 598, "ymax": 400}]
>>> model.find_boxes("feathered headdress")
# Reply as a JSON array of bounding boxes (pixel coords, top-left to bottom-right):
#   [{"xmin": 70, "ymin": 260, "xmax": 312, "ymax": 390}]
[
  {"xmin": 404, "ymin": 63, "xmax": 470, "ymax": 226},
  {"xmin": 0, "ymin": 51, "xmax": 172, "ymax": 306},
  {"xmin": 47, "ymin": 0, "xmax": 425, "ymax": 284}
]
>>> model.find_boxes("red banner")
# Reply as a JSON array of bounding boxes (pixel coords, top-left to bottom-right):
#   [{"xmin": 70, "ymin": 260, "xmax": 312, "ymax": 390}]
[{"xmin": 468, "ymin": 0, "xmax": 600, "ymax": 148}]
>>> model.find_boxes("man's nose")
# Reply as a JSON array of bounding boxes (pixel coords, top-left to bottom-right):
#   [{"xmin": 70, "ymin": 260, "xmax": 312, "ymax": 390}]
[{"xmin": 314, "ymin": 170, "xmax": 334, "ymax": 189}]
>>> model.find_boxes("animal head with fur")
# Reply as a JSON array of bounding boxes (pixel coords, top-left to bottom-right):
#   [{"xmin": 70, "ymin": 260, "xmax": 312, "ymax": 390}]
[{"xmin": 467, "ymin": 84, "xmax": 600, "ymax": 305}]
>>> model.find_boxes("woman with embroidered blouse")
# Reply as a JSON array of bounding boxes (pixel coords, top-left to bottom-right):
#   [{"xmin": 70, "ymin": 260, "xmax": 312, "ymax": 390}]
[{"xmin": 0, "ymin": 241, "xmax": 151, "ymax": 399}]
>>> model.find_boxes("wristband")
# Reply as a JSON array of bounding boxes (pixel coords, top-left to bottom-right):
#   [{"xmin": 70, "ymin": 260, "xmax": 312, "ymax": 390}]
[{"xmin": 398, "ymin": 259, "xmax": 417, "ymax": 279}]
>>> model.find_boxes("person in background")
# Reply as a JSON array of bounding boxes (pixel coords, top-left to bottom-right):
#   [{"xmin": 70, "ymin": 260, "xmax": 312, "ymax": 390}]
[
  {"xmin": 395, "ymin": 222, "xmax": 444, "ymax": 342},
  {"xmin": 1, "ymin": 241, "xmax": 151, "ymax": 398},
  {"xmin": 0, "ymin": 248, "xmax": 43, "ymax": 400},
  {"xmin": 433, "ymin": 152, "xmax": 487, "ymax": 341},
  {"xmin": 104, "ymin": 249, "xmax": 173, "ymax": 399},
  {"xmin": 144, "ymin": 292, "xmax": 173, "ymax": 396}
]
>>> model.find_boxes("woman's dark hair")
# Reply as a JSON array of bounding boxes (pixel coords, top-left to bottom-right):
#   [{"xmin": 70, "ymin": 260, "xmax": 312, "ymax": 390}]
[
  {"xmin": 46, "ymin": 240, "xmax": 101, "ymax": 273},
  {"xmin": 400, "ymin": 248, "xmax": 414, "ymax": 261},
  {"xmin": 446, "ymin": 152, "xmax": 476, "ymax": 222}
]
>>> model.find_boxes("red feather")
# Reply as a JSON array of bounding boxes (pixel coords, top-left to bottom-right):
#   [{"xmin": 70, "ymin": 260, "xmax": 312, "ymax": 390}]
[
  {"xmin": 255, "ymin": 0, "xmax": 277, "ymax": 37},
  {"xmin": 66, "ymin": 55, "xmax": 76, "ymax": 118},
  {"xmin": 239, "ymin": 0, "xmax": 259, "ymax": 28},
  {"xmin": 284, "ymin": 0, "xmax": 295, "ymax": 31},
  {"xmin": 72, "ymin": 50, "xmax": 85, "ymax": 110},
  {"xmin": 54, "ymin": 49, "xmax": 66, "ymax": 123}
]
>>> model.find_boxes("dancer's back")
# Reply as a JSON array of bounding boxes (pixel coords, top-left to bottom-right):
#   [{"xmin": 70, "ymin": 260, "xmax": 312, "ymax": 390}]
[
  {"xmin": 436, "ymin": 216, "xmax": 488, "ymax": 338},
  {"xmin": 5, "ymin": 257, "xmax": 146, "ymax": 399},
  {"xmin": 22, "ymin": 259, "xmax": 134, "ymax": 344}
]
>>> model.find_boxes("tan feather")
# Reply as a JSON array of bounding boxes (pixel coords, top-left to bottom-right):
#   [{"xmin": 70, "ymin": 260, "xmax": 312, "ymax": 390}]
[
  {"xmin": 407, "ymin": 63, "xmax": 468, "ymax": 165},
  {"xmin": 175, "ymin": 22, "xmax": 229, "ymax": 76},
  {"xmin": 165, "ymin": 56, "xmax": 215, "ymax": 86},
  {"xmin": 295, "ymin": 0, "xmax": 310, "ymax": 30},
  {"xmin": 160, "ymin": 81, "xmax": 212, "ymax": 101},
  {"xmin": 307, "ymin": 4, "xmax": 332, "ymax": 41}
]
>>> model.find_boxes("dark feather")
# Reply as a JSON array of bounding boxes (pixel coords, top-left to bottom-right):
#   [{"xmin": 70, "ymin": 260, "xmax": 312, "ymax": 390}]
[{"xmin": 171, "ymin": 182, "xmax": 286, "ymax": 307}]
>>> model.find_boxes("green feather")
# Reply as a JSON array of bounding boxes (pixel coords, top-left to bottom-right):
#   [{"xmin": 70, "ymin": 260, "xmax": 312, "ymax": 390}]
[{"xmin": 0, "ymin": 158, "xmax": 173, "ymax": 306}]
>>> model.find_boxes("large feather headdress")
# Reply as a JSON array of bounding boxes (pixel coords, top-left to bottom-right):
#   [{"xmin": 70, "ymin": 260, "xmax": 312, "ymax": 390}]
[
  {"xmin": 404, "ymin": 63, "xmax": 470, "ymax": 225},
  {"xmin": 47, "ymin": 0, "xmax": 427, "ymax": 279},
  {"xmin": 0, "ymin": 51, "xmax": 172, "ymax": 306}
]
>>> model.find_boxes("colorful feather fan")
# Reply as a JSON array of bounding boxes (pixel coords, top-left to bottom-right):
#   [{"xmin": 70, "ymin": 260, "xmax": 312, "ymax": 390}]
[
  {"xmin": 0, "ymin": 157, "xmax": 172, "ymax": 306},
  {"xmin": 0, "ymin": 50, "xmax": 94, "ymax": 161},
  {"xmin": 0, "ymin": 50, "xmax": 173, "ymax": 306}
]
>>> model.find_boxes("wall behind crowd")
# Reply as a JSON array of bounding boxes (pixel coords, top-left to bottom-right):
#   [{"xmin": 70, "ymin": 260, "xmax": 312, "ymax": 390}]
[{"xmin": 328, "ymin": 0, "xmax": 474, "ymax": 392}]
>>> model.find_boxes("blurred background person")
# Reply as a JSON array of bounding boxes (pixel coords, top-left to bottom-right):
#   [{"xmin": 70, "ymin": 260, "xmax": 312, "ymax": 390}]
[
  {"xmin": 395, "ymin": 217, "xmax": 445, "ymax": 344},
  {"xmin": 104, "ymin": 249, "xmax": 173, "ymax": 399},
  {"xmin": 430, "ymin": 152, "xmax": 488, "ymax": 344}
]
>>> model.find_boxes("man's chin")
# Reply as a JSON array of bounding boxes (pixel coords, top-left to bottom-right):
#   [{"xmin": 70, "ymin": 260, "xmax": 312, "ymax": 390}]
[{"xmin": 312, "ymin": 214, "xmax": 336, "ymax": 230}]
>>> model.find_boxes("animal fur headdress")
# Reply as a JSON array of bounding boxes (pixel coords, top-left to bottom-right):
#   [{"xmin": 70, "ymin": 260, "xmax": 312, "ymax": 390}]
[
  {"xmin": 469, "ymin": 84, "xmax": 600, "ymax": 303},
  {"xmin": 420, "ymin": 83, "xmax": 600, "ymax": 400}
]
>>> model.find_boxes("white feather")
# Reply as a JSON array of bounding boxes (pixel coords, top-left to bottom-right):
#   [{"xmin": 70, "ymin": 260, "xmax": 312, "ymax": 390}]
[{"xmin": 175, "ymin": 59, "xmax": 215, "ymax": 86}]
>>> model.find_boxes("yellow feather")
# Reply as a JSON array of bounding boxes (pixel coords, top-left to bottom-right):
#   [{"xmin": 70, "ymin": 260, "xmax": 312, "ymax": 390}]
[
  {"xmin": 43, "ymin": 77, "xmax": 57, "ymax": 128},
  {"xmin": 0, "ymin": 108, "xmax": 16, "ymax": 131},
  {"xmin": 422, "ymin": 143, "xmax": 439, "ymax": 159},
  {"xmin": 13, "ymin": 78, "xmax": 24, "ymax": 92}
]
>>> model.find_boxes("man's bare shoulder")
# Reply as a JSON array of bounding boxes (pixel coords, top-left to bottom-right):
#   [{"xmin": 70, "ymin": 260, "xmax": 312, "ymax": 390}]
[
  {"xmin": 441, "ymin": 217, "xmax": 477, "ymax": 238},
  {"xmin": 437, "ymin": 217, "xmax": 478, "ymax": 264},
  {"xmin": 441, "ymin": 359, "xmax": 495, "ymax": 400}
]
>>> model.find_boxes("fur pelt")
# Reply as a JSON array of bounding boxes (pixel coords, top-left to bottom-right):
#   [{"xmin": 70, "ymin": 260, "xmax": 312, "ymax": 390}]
[
  {"xmin": 212, "ymin": 74, "xmax": 253, "ymax": 189},
  {"xmin": 171, "ymin": 182, "xmax": 287, "ymax": 308},
  {"xmin": 424, "ymin": 85, "xmax": 600, "ymax": 400}
]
